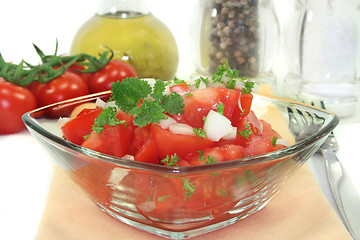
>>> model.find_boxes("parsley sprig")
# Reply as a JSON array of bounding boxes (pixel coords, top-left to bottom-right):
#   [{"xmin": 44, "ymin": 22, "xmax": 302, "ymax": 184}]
[
  {"xmin": 211, "ymin": 60, "xmax": 255, "ymax": 93},
  {"xmin": 111, "ymin": 77, "xmax": 184, "ymax": 127},
  {"xmin": 237, "ymin": 124, "xmax": 252, "ymax": 139},
  {"xmin": 92, "ymin": 107, "xmax": 125, "ymax": 134}
]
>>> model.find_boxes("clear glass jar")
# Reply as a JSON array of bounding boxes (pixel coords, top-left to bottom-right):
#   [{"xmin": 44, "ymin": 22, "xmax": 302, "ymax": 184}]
[
  {"xmin": 283, "ymin": 0, "xmax": 360, "ymax": 118},
  {"xmin": 190, "ymin": 0, "xmax": 279, "ymax": 85},
  {"xmin": 70, "ymin": 0, "xmax": 179, "ymax": 81}
]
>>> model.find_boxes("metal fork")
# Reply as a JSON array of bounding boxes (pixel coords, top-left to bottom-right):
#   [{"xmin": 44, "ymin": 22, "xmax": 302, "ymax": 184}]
[{"xmin": 309, "ymin": 100, "xmax": 357, "ymax": 239}]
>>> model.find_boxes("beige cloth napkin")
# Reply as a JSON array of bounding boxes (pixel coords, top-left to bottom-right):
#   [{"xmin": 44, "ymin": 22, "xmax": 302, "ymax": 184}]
[{"xmin": 36, "ymin": 165, "xmax": 352, "ymax": 240}]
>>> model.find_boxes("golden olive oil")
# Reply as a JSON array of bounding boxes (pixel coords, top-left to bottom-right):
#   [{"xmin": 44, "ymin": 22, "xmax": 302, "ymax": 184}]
[{"xmin": 71, "ymin": 12, "xmax": 179, "ymax": 80}]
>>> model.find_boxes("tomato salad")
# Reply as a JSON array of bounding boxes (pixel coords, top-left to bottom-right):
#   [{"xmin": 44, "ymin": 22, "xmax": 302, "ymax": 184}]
[
  {"xmin": 61, "ymin": 63, "xmax": 287, "ymax": 168},
  {"xmin": 60, "ymin": 62, "xmax": 289, "ymax": 220}
]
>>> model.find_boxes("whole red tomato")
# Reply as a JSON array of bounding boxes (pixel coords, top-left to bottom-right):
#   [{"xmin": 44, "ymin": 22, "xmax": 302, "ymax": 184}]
[
  {"xmin": 0, "ymin": 80, "xmax": 37, "ymax": 134},
  {"xmin": 88, "ymin": 60, "xmax": 137, "ymax": 93},
  {"xmin": 35, "ymin": 72, "xmax": 89, "ymax": 117}
]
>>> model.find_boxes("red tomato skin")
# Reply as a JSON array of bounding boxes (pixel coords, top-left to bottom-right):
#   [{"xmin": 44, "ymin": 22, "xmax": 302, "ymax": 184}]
[
  {"xmin": 61, "ymin": 107, "xmax": 102, "ymax": 145},
  {"xmin": 169, "ymin": 83, "xmax": 190, "ymax": 93},
  {"xmin": 0, "ymin": 81, "xmax": 37, "ymax": 134},
  {"xmin": 82, "ymin": 124, "xmax": 134, "ymax": 158},
  {"xmin": 150, "ymin": 124, "xmax": 216, "ymax": 159},
  {"xmin": 134, "ymin": 138, "xmax": 159, "ymax": 164},
  {"xmin": 35, "ymin": 72, "xmax": 89, "ymax": 108},
  {"xmin": 88, "ymin": 60, "xmax": 137, "ymax": 93},
  {"xmin": 231, "ymin": 93, "xmax": 253, "ymax": 127}
]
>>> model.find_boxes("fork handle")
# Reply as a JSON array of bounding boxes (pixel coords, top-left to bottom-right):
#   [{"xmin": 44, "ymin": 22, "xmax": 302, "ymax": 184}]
[{"xmin": 321, "ymin": 148, "xmax": 356, "ymax": 239}]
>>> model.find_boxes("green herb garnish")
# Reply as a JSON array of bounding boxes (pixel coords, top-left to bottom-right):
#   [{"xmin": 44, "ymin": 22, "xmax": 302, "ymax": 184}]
[
  {"xmin": 111, "ymin": 77, "xmax": 184, "ymax": 127},
  {"xmin": 194, "ymin": 76, "xmax": 209, "ymax": 88},
  {"xmin": 205, "ymin": 156, "xmax": 217, "ymax": 164},
  {"xmin": 197, "ymin": 150, "xmax": 205, "ymax": 162},
  {"xmin": 91, "ymin": 107, "xmax": 125, "ymax": 134},
  {"xmin": 237, "ymin": 124, "xmax": 252, "ymax": 140},
  {"xmin": 271, "ymin": 136, "xmax": 277, "ymax": 147},
  {"xmin": 193, "ymin": 128, "xmax": 207, "ymax": 139},
  {"xmin": 161, "ymin": 154, "xmax": 180, "ymax": 167},
  {"xmin": 216, "ymin": 102, "xmax": 225, "ymax": 115},
  {"xmin": 182, "ymin": 178, "xmax": 197, "ymax": 200}
]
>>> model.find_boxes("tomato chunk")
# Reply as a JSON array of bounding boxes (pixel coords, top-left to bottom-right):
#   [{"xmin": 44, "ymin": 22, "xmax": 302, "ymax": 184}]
[
  {"xmin": 82, "ymin": 124, "xmax": 133, "ymax": 158},
  {"xmin": 150, "ymin": 124, "xmax": 216, "ymax": 159},
  {"xmin": 62, "ymin": 107, "xmax": 102, "ymax": 145}
]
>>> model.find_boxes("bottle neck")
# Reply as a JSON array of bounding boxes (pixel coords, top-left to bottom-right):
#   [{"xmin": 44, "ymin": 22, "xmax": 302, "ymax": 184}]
[{"xmin": 96, "ymin": 0, "xmax": 150, "ymax": 18}]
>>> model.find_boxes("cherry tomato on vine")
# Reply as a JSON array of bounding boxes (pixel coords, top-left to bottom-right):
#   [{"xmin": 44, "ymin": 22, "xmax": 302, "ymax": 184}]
[
  {"xmin": 35, "ymin": 72, "xmax": 89, "ymax": 117},
  {"xmin": 0, "ymin": 79, "xmax": 37, "ymax": 134},
  {"xmin": 87, "ymin": 60, "xmax": 137, "ymax": 93}
]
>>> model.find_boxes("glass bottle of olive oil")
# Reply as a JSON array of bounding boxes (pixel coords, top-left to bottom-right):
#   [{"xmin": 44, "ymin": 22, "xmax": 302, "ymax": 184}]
[{"xmin": 70, "ymin": 0, "xmax": 179, "ymax": 81}]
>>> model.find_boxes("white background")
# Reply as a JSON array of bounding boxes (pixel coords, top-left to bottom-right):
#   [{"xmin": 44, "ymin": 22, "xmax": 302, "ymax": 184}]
[{"xmin": 0, "ymin": 0, "xmax": 359, "ymax": 239}]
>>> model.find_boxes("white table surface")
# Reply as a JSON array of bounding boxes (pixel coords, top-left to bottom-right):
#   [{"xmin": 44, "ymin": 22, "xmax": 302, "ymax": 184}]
[{"xmin": 0, "ymin": 0, "xmax": 360, "ymax": 239}]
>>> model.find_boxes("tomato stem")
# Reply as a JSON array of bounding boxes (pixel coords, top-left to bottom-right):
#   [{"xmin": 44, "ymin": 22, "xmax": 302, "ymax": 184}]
[{"xmin": 0, "ymin": 41, "xmax": 114, "ymax": 87}]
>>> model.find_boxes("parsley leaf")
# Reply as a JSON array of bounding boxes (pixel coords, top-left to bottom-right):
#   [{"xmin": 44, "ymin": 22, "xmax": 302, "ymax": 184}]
[
  {"xmin": 130, "ymin": 99, "xmax": 167, "ymax": 128},
  {"xmin": 91, "ymin": 107, "xmax": 125, "ymax": 134},
  {"xmin": 271, "ymin": 136, "xmax": 277, "ymax": 146},
  {"xmin": 194, "ymin": 76, "xmax": 209, "ymax": 88},
  {"xmin": 212, "ymin": 60, "xmax": 239, "ymax": 83},
  {"xmin": 173, "ymin": 76, "xmax": 186, "ymax": 85},
  {"xmin": 111, "ymin": 77, "xmax": 152, "ymax": 113},
  {"xmin": 237, "ymin": 124, "xmax": 252, "ymax": 139},
  {"xmin": 182, "ymin": 178, "xmax": 197, "ymax": 200},
  {"xmin": 193, "ymin": 128, "xmax": 206, "ymax": 139},
  {"xmin": 111, "ymin": 77, "xmax": 184, "ymax": 127},
  {"xmin": 205, "ymin": 156, "xmax": 217, "ymax": 164},
  {"xmin": 242, "ymin": 80, "xmax": 255, "ymax": 94},
  {"xmin": 216, "ymin": 102, "xmax": 225, "ymax": 115},
  {"xmin": 151, "ymin": 80, "xmax": 166, "ymax": 101},
  {"xmin": 161, "ymin": 154, "xmax": 180, "ymax": 167},
  {"xmin": 197, "ymin": 150, "xmax": 205, "ymax": 161},
  {"xmin": 160, "ymin": 92, "xmax": 184, "ymax": 115}
]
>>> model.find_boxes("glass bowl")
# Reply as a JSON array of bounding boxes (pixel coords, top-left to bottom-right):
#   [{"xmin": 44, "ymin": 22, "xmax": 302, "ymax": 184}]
[{"xmin": 22, "ymin": 91, "xmax": 338, "ymax": 239}]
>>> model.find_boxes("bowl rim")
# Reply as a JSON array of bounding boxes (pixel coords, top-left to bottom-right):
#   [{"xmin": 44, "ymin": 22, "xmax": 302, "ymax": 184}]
[{"xmin": 22, "ymin": 91, "xmax": 339, "ymax": 174}]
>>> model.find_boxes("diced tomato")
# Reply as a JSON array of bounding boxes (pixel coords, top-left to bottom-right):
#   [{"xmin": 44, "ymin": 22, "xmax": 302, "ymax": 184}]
[
  {"xmin": 133, "ymin": 138, "xmax": 158, "ymax": 164},
  {"xmin": 244, "ymin": 135, "xmax": 273, "ymax": 157},
  {"xmin": 129, "ymin": 126, "xmax": 151, "ymax": 155},
  {"xmin": 150, "ymin": 124, "xmax": 216, "ymax": 159},
  {"xmin": 62, "ymin": 107, "xmax": 102, "ymax": 145},
  {"xmin": 82, "ymin": 124, "xmax": 134, "ymax": 158},
  {"xmin": 172, "ymin": 87, "xmax": 240, "ymax": 128},
  {"xmin": 134, "ymin": 174, "xmax": 184, "ymax": 219},
  {"xmin": 187, "ymin": 144, "xmax": 244, "ymax": 166},
  {"xmin": 231, "ymin": 93, "xmax": 253, "ymax": 127},
  {"xmin": 169, "ymin": 83, "xmax": 190, "ymax": 94}
]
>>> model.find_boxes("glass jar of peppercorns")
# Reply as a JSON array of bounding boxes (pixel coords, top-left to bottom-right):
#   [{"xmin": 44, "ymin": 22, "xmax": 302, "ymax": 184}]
[{"xmin": 191, "ymin": 0, "xmax": 279, "ymax": 85}]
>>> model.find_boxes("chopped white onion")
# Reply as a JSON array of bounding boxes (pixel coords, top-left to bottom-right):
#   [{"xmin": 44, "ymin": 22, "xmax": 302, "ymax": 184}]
[
  {"xmin": 276, "ymin": 138, "xmax": 289, "ymax": 147},
  {"xmin": 246, "ymin": 111, "xmax": 263, "ymax": 135},
  {"xmin": 95, "ymin": 97, "xmax": 106, "ymax": 109},
  {"xmin": 204, "ymin": 110, "xmax": 236, "ymax": 141},
  {"xmin": 159, "ymin": 116, "xmax": 178, "ymax": 129},
  {"xmin": 57, "ymin": 117, "xmax": 71, "ymax": 127},
  {"xmin": 169, "ymin": 123, "xmax": 195, "ymax": 136},
  {"xmin": 222, "ymin": 126, "xmax": 237, "ymax": 140},
  {"xmin": 238, "ymin": 95, "xmax": 243, "ymax": 112},
  {"xmin": 197, "ymin": 81, "xmax": 207, "ymax": 90},
  {"xmin": 107, "ymin": 167, "xmax": 130, "ymax": 185},
  {"xmin": 123, "ymin": 155, "xmax": 135, "ymax": 160},
  {"xmin": 137, "ymin": 200, "xmax": 155, "ymax": 213},
  {"xmin": 105, "ymin": 101, "xmax": 117, "ymax": 109}
]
